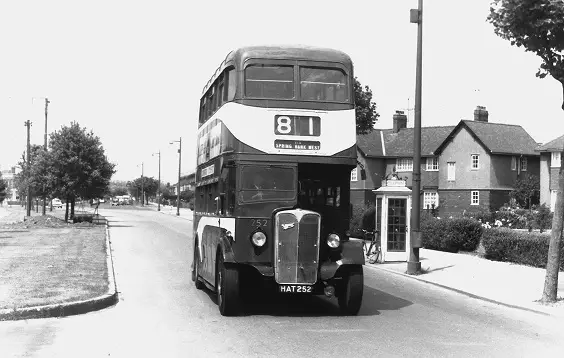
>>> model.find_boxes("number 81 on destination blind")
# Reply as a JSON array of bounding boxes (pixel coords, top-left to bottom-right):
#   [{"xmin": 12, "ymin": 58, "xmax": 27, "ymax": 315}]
[{"xmin": 274, "ymin": 115, "xmax": 321, "ymax": 136}]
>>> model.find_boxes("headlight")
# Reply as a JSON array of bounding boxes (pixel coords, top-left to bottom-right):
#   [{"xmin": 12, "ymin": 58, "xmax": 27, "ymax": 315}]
[
  {"xmin": 327, "ymin": 233, "xmax": 340, "ymax": 248},
  {"xmin": 251, "ymin": 231, "xmax": 267, "ymax": 247}
]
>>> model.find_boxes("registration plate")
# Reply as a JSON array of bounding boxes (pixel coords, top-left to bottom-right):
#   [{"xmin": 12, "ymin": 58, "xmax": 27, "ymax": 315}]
[{"xmin": 279, "ymin": 285, "xmax": 313, "ymax": 293}]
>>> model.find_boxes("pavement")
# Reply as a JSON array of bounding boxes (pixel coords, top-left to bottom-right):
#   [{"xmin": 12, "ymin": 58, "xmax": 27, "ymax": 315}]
[{"xmin": 2, "ymin": 202, "xmax": 563, "ymax": 320}]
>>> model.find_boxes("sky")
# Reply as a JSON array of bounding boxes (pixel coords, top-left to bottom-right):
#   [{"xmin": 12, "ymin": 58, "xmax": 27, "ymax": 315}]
[{"xmin": 1, "ymin": 0, "xmax": 563, "ymax": 184}]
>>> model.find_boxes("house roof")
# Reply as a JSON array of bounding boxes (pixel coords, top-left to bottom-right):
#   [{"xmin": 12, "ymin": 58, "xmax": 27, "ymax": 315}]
[
  {"xmin": 357, "ymin": 126, "xmax": 455, "ymax": 158},
  {"xmin": 435, "ymin": 120, "xmax": 539, "ymax": 156},
  {"xmin": 536, "ymin": 134, "xmax": 564, "ymax": 152}
]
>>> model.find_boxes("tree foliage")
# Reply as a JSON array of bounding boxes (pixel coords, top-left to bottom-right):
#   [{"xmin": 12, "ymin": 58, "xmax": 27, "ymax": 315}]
[
  {"xmin": 488, "ymin": 0, "xmax": 564, "ymax": 109},
  {"xmin": 130, "ymin": 176, "xmax": 159, "ymax": 204},
  {"xmin": 13, "ymin": 144, "xmax": 45, "ymax": 201},
  {"xmin": 46, "ymin": 122, "xmax": 115, "ymax": 219},
  {"xmin": 354, "ymin": 77, "xmax": 380, "ymax": 134},
  {"xmin": 488, "ymin": 0, "xmax": 564, "ymax": 303},
  {"xmin": 0, "ymin": 173, "xmax": 7, "ymax": 204},
  {"xmin": 109, "ymin": 180, "xmax": 129, "ymax": 197},
  {"xmin": 510, "ymin": 174, "xmax": 539, "ymax": 210}
]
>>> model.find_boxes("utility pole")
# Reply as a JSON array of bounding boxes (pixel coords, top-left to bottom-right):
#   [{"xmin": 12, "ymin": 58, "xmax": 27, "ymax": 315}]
[
  {"xmin": 171, "ymin": 137, "xmax": 182, "ymax": 216},
  {"xmin": 408, "ymin": 0, "xmax": 423, "ymax": 274},
  {"xmin": 24, "ymin": 120, "xmax": 32, "ymax": 217},
  {"xmin": 141, "ymin": 162, "xmax": 144, "ymax": 207},
  {"xmin": 153, "ymin": 150, "xmax": 161, "ymax": 211},
  {"xmin": 43, "ymin": 98, "xmax": 50, "ymax": 215}
]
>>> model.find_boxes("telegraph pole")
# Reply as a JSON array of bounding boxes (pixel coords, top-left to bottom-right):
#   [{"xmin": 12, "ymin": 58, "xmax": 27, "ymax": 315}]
[
  {"xmin": 24, "ymin": 120, "xmax": 32, "ymax": 217},
  {"xmin": 153, "ymin": 150, "xmax": 161, "ymax": 211},
  {"xmin": 408, "ymin": 0, "xmax": 423, "ymax": 274},
  {"xmin": 42, "ymin": 98, "xmax": 50, "ymax": 215},
  {"xmin": 141, "ymin": 162, "xmax": 144, "ymax": 207}
]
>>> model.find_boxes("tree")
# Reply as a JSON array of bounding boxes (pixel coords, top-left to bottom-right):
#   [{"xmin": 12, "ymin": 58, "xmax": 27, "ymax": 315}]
[
  {"xmin": 46, "ymin": 122, "xmax": 115, "ymax": 221},
  {"xmin": 0, "ymin": 173, "xmax": 7, "ymax": 204},
  {"xmin": 130, "ymin": 176, "xmax": 159, "ymax": 204},
  {"xmin": 510, "ymin": 174, "xmax": 540, "ymax": 211},
  {"xmin": 109, "ymin": 180, "xmax": 129, "ymax": 197},
  {"xmin": 13, "ymin": 144, "xmax": 45, "ymax": 206},
  {"xmin": 488, "ymin": 0, "xmax": 564, "ymax": 303},
  {"xmin": 354, "ymin": 77, "xmax": 380, "ymax": 134}
]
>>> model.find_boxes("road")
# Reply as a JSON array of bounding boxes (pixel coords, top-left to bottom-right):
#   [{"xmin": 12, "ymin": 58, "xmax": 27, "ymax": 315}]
[{"xmin": 0, "ymin": 208, "xmax": 562, "ymax": 357}]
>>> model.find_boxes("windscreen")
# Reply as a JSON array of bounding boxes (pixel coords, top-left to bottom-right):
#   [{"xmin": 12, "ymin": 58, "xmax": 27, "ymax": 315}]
[
  {"xmin": 240, "ymin": 166, "xmax": 296, "ymax": 202},
  {"xmin": 300, "ymin": 67, "xmax": 348, "ymax": 102},
  {"xmin": 245, "ymin": 65, "xmax": 294, "ymax": 99}
]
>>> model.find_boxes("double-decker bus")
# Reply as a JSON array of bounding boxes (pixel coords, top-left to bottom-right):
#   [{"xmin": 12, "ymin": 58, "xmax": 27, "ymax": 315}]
[{"xmin": 192, "ymin": 45, "xmax": 364, "ymax": 316}]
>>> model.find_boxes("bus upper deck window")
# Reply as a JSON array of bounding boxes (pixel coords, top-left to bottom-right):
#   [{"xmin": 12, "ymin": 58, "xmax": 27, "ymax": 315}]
[
  {"xmin": 300, "ymin": 67, "xmax": 348, "ymax": 102},
  {"xmin": 245, "ymin": 65, "xmax": 294, "ymax": 99}
]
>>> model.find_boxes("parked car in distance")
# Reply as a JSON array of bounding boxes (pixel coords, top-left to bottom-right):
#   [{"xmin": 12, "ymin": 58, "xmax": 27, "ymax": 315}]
[{"xmin": 52, "ymin": 198, "xmax": 63, "ymax": 209}]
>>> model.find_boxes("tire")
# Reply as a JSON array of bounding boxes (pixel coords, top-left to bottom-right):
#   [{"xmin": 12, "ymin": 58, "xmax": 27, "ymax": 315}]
[
  {"xmin": 337, "ymin": 265, "xmax": 364, "ymax": 315},
  {"xmin": 216, "ymin": 253, "xmax": 240, "ymax": 316},
  {"xmin": 192, "ymin": 239, "xmax": 204, "ymax": 290}
]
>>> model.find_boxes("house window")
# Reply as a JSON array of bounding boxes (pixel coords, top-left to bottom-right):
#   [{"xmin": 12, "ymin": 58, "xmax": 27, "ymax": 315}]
[
  {"xmin": 471, "ymin": 154, "xmax": 479, "ymax": 170},
  {"xmin": 447, "ymin": 162, "xmax": 455, "ymax": 181},
  {"xmin": 423, "ymin": 191, "xmax": 439, "ymax": 209},
  {"xmin": 520, "ymin": 157, "xmax": 527, "ymax": 171},
  {"xmin": 511, "ymin": 156, "xmax": 517, "ymax": 171},
  {"xmin": 350, "ymin": 167, "xmax": 358, "ymax": 182},
  {"xmin": 471, "ymin": 191, "xmax": 479, "ymax": 205},
  {"xmin": 396, "ymin": 158, "xmax": 413, "ymax": 172},
  {"xmin": 551, "ymin": 152, "xmax": 561, "ymax": 168},
  {"xmin": 426, "ymin": 157, "xmax": 439, "ymax": 171}
]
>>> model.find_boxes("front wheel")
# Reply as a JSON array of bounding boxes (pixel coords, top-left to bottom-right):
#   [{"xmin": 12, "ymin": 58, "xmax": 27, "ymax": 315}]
[
  {"xmin": 337, "ymin": 265, "xmax": 364, "ymax": 315},
  {"xmin": 216, "ymin": 253, "xmax": 240, "ymax": 316}
]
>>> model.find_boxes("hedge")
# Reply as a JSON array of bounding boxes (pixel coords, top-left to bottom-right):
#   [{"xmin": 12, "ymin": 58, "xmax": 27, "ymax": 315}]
[
  {"xmin": 481, "ymin": 228, "xmax": 564, "ymax": 271},
  {"xmin": 421, "ymin": 218, "xmax": 482, "ymax": 253}
]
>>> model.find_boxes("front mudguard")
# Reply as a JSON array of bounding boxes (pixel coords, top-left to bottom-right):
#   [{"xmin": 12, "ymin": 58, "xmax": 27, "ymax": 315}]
[
  {"xmin": 319, "ymin": 240, "xmax": 365, "ymax": 280},
  {"xmin": 217, "ymin": 235, "xmax": 237, "ymax": 267}
]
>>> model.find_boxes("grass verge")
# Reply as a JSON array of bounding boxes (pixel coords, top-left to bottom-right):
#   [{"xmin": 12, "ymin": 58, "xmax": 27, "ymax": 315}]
[{"xmin": 0, "ymin": 213, "xmax": 108, "ymax": 315}]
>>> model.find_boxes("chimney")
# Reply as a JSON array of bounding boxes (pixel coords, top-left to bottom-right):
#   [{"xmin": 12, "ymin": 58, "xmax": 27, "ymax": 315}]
[
  {"xmin": 473, "ymin": 105, "xmax": 488, "ymax": 122},
  {"xmin": 393, "ymin": 110, "xmax": 407, "ymax": 133}
]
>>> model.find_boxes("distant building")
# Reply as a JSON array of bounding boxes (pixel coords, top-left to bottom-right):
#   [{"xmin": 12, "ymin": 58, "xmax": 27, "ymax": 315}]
[
  {"xmin": 0, "ymin": 165, "xmax": 20, "ymax": 202},
  {"xmin": 171, "ymin": 172, "xmax": 196, "ymax": 194}
]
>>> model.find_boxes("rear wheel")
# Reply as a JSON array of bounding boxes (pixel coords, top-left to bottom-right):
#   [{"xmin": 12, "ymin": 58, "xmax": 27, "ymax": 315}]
[
  {"xmin": 216, "ymin": 253, "xmax": 240, "ymax": 316},
  {"xmin": 337, "ymin": 265, "xmax": 364, "ymax": 315},
  {"xmin": 192, "ymin": 239, "xmax": 204, "ymax": 290}
]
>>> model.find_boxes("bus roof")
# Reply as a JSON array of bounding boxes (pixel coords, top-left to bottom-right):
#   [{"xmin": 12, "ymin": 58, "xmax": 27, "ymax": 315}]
[{"xmin": 202, "ymin": 45, "xmax": 353, "ymax": 95}]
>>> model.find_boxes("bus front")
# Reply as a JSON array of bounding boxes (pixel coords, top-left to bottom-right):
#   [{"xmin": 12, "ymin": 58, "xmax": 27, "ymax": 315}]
[{"xmin": 194, "ymin": 46, "xmax": 364, "ymax": 316}]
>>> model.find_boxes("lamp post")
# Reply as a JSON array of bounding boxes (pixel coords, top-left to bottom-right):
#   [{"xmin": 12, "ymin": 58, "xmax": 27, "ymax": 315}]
[
  {"xmin": 152, "ymin": 150, "xmax": 161, "ymax": 211},
  {"xmin": 408, "ymin": 0, "xmax": 423, "ymax": 274},
  {"xmin": 170, "ymin": 137, "xmax": 182, "ymax": 216}
]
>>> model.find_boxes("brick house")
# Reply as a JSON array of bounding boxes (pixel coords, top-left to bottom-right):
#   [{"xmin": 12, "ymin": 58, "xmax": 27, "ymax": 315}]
[
  {"xmin": 353, "ymin": 111, "xmax": 454, "ymax": 209},
  {"xmin": 171, "ymin": 172, "xmax": 196, "ymax": 195},
  {"xmin": 536, "ymin": 134, "xmax": 564, "ymax": 212},
  {"xmin": 434, "ymin": 110, "xmax": 540, "ymax": 217},
  {"xmin": 353, "ymin": 107, "xmax": 540, "ymax": 217}
]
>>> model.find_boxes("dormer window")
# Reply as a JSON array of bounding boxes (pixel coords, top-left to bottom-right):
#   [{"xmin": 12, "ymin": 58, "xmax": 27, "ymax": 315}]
[{"xmin": 551, "ymin": 152, "xmax": 561, "ymax": 168}]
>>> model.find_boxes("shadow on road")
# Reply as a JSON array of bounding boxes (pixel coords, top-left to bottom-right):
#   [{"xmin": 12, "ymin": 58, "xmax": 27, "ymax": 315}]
[{"xmin": 200, "ymin": 284, "xmax": 412, "ymax": 317}]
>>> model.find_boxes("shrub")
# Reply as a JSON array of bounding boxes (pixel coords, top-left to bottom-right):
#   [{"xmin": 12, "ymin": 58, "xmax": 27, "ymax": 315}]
[
  {"xmin": 482, "ymin": 228, "xmax": 564, "ymax": 270},
  {"xmin": 449, "ymin": 218, "xmax": 482, "ymax": 251},
  {"xmin": 349, "ymin": 203, "xmax": 375, "ymax": 238},
  {"xmin": 534, "ymin": 204, "xmax": 552, "ymax": 233},
  {"xmin": 421, "ymin": 217, "xmax": 482, "ymax": 253},
  {"xmin": 421, "ymin": 218, "xmax": 456, "ymax": 252}
]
